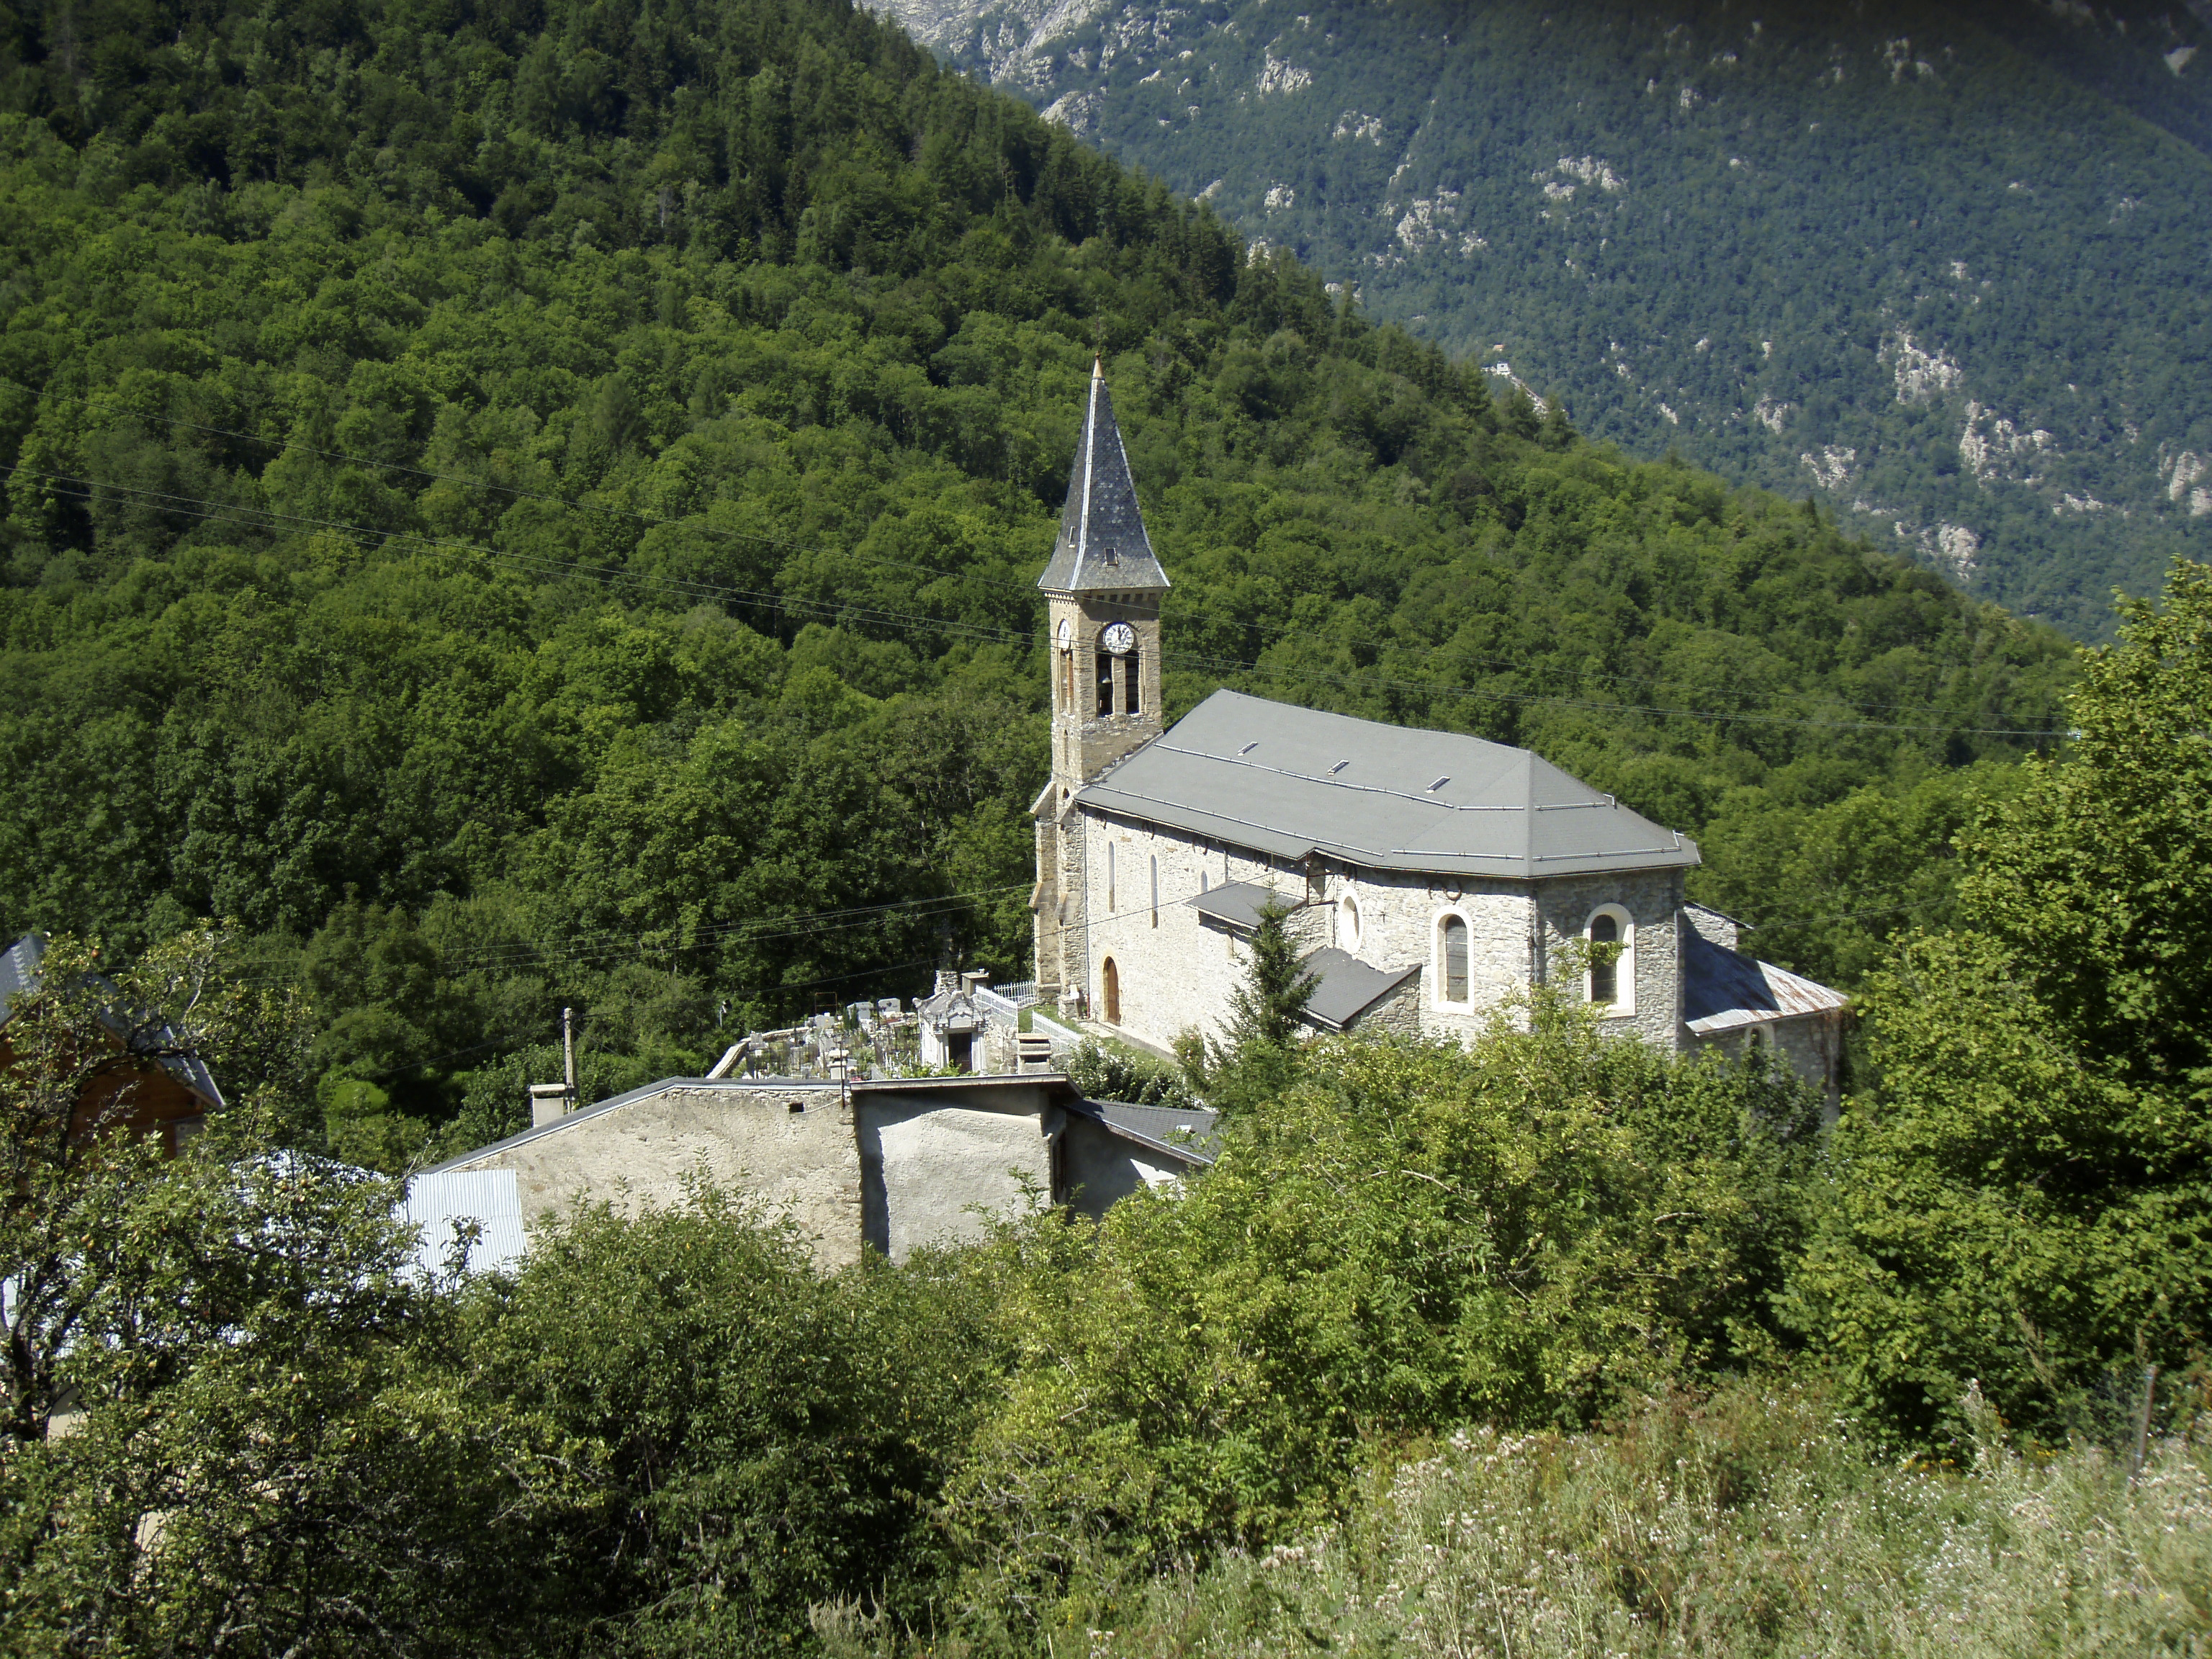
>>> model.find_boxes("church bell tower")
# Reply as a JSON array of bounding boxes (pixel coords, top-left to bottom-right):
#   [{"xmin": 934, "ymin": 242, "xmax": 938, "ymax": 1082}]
[{"xmin": 1033, "ymin": 361, "xmax": 1169, "ymax": 1003}]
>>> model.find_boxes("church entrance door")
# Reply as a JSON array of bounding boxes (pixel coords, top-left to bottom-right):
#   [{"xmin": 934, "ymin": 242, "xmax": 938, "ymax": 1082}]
[{"xmin": 1102, "ymin": 958, "xmax": 1120, "ymax": 1025}]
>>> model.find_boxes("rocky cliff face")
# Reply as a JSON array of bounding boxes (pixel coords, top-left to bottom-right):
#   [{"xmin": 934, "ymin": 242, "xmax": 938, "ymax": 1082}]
[{"xmin": 870, "ymin": 0, "xmax": 2212, "ymax": 637}]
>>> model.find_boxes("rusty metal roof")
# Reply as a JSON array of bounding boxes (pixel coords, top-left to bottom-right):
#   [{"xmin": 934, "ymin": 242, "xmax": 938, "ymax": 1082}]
[{"xmin": 1681, "ymin": 929, "xmax": 1848, "ymax": 1034}]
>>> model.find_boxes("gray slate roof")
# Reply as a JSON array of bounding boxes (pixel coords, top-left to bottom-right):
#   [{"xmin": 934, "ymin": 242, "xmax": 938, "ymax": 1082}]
[
  {"xmin": 1079, "ymin": 1099, "xmax": 1219, "ymax": 1165},
  {"xmin": 1297, "ymin": 948, "xmax": 1422, "ymax": 1033},
  {"xmin": 1076, "ymin": 690, "xmax": 1701, "ymax": 878},
  {"xmin": 1680, "ymin": 930, "xmax": 1848, "ymax": 1034},
  {"xmin": 1036, "ymin": 364, "xmax": 1170, "ymax": 594},
  {"xmin": 1190, "ymin": 880, "xmax": 1282, "ymax": 932}
]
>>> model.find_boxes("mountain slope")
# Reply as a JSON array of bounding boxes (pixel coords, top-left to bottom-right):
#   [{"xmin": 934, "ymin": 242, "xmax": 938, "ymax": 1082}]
[
  {"xmin": 879, "ymin": 0, "xmax": 2212, "ymax": 637},
  {"xmin": 0, "ymin": 0, "xmax": 2072, "ymax": 1160}
]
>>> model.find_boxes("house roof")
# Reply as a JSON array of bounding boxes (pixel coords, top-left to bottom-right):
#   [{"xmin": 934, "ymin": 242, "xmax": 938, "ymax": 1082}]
[
  {"xmin": 404, "ymin": 1166, "xmax": 528, "ymax": 1277},
  {"xmin": 1076, "ymin": 1098, "xmax": 1219, "ymax": 1165},
  {"xmin": 1680, "ymin": 929, "xmax": 1848, "ymax": 1035},
  {"xmin": 1036, "ymin": 363, "xmax": 1170, "ymax": 594},
  {"xmin": 0, "ymin": 933, "xmax": 225, "ymax": 1108},
  {"xmin": 1297, "ymin": 948, "xmax": 1423, "ymax": 1033},
  {"xmin": 1075, "ymin": 690, "xmax": 1701, "ymax": 879}
]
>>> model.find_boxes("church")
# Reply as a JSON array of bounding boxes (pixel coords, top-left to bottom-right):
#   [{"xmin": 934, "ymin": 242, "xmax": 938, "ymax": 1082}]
[{"xmin": 1029, "ymin": 365, "xmax": 1849, "ymax": 1101}]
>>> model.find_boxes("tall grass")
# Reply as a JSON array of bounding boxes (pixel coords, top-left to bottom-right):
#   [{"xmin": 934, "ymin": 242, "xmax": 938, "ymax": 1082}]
[{"xmin": 822, "ymin": 1382, "xmax": 2212, "ymax": 1658}]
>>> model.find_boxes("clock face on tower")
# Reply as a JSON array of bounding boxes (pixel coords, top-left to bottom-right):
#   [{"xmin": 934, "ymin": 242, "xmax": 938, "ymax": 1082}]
[
  {"xmin": 1101, "ymin": 621, "xmax": 1136, "ymax": 656},
  {"xmin": 1056, "ymin": 618, "xmax": 1072, "ymax": 649}
]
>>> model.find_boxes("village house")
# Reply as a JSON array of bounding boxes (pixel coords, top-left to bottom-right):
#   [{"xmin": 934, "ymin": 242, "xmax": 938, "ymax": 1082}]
[
  {"xmin": 1031, "ymin": 364, "xmax": 1848, "ymax": 1100},
  {"xmin": 409, "ymin": 1072, "xmax": 1216, "ymax": 1273},
  {"xmin": 0, "ymin": 932, "xmax": 225, "ymax": 1156}
]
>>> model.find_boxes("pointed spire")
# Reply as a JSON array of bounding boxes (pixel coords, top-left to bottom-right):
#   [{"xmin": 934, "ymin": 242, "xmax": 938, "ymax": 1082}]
[{"xmin": 1037, "ymin": 367, "xmax": 1169, "ymax": 593}]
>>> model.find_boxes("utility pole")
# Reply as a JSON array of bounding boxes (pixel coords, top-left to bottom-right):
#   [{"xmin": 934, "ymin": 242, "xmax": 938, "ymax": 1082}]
[{"xmin": 562, "ymin": 1005, "xmax": 577, "ymax": 1110}]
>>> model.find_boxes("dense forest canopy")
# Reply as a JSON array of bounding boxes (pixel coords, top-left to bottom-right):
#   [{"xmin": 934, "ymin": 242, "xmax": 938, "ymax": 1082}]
[
  {"xmin": 895, "ymin": 0, "xmax": 2212, "ymax": 639},
  {"xmin": 0, "ymin": 0, "xmax": 2074, "ymax": 1162}
]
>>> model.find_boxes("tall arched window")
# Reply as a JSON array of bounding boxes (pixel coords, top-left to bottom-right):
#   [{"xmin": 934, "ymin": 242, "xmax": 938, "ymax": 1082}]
[
  {"xmin": 1588, "ymin": 914, "xmax": 1619, "ymax": 1005},
  {"xmin": 1339, "ymin": 894, "xmax": 1362, "ymax": 953},
  {"xmin": 1149, "ymin": 853, "xmax": 1159, "ymax": 927},
  {"xmin": 1106, "ymin": 842, "xmax": 1116, "ymax": 912},
  {"xmin": 1095, "ymin": 649, "xmax": 1114, "ymax": 716},
  {"xmin": 1437, "ymin": 914, "xmax": 1470, "ymax": 1004},
  {"xmin": 1125, "ymin": 651, "xmax": 1142, "ymax": 714},
  {"xmin": 1585, "ymin": 906, "xmax": 1635, "ymax": 1015},
  {"xmin": 1102, "ymin": 957, "xmax": 1120, "ymax": 1025}
]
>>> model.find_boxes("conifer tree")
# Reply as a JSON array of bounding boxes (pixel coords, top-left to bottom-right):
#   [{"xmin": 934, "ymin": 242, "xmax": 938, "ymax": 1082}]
[{"xmin": 1216, "ymin": 899, "xmax": 1320, "ymax": 1056}]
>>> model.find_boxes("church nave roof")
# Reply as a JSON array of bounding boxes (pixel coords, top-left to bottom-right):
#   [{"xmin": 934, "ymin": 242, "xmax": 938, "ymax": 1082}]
[{"xmin": 1074, "ymin": 690, "xmax": 1701, "ymax": 878}]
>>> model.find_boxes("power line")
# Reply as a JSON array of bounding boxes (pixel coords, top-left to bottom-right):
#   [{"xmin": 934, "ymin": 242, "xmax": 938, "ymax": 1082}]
[
  {"xmin": 6, "ymin": 464, "xmax": 2068, "ymax": 737},
  {"xmin": 78, "ymin": 411, "xmax": 2049, "ymax": 724}
]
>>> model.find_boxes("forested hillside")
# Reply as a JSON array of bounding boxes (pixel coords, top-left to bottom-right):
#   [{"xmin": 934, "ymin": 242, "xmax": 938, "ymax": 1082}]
[
  {"xmin": 0, "ymin": 0, "xmax": 2073, "ymax": 1163},
  {"xmin": 883, "ymin": 0, "xmax": 2212, "ymax": 638}
]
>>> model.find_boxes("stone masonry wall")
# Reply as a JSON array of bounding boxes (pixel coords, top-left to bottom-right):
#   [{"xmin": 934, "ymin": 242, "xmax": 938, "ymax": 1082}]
[
  {"xmin": 1068, "ymin": 810, "xmax": 1693, "ymax": 1057},
  {"xmin": 1531, "ymin": 867, "xmax": 1690, "ymax": 1051}
]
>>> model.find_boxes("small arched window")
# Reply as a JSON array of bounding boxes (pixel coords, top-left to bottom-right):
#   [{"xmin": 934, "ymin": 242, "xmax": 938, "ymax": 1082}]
[
  {"xmin": 1340, "ymin": 894, "xmax": 1362, "ymax": 953},
  {"xmin": 1585, "ymin": 906, "xmax": 1635, "ymax": 1015},
  {"xmin": 1438, "ymin": 914, "xmax": 1470, "ymax": 1004}
]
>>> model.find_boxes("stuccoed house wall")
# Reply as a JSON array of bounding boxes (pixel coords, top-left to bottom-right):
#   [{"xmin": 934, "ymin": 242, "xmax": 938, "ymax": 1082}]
[
  {"xmin": 432, "ymin": 1078, "xmax": 866, "ymax": 1267},
  {"xmin": 413, "ymin": 1074, "xmax": 1218, "ymax": 1272},
  {"xmin": 855, "ymin": 1079, "xmax": 1058, "ymax": 1261}
]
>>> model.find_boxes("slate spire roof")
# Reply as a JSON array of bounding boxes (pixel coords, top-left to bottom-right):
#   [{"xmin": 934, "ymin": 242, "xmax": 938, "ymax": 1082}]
[{"xmin": 1038, "ymin": 361, "xmax": 1170, "ymax": 593}]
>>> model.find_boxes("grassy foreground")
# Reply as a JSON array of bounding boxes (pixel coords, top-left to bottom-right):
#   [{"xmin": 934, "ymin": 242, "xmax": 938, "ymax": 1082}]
[{"xmin": 821, "ymin": 1383, "xmax": 2212, "ymax": 1658}]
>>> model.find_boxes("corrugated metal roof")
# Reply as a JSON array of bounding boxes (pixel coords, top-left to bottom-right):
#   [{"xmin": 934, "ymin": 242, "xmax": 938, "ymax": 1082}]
[
  {"xmin": 1681, "ymin": 929, "xmax": 1848, "ymax": 1035},
  {"xmin": 1080, "ymin": 1099, "xmax": 1218, "ymax": 1164},
  {"xmin": 404, "ymin": 1167, "xmax": 527, "ymax": 1277},
  {"xmin": 1298, "ymin": 948, "xmax": 1422, "ymax": 1032},
  {"xmin": 0, "ymin": 933, "xmax": 224, "ymax": 1107},
  {"xmin": 1036, "ymin": 364, "xmax": 1170, "ymax": 594},
  {"xmin": 1076, "ymin": 691, "xmax": 1700, "ymax": 878}
]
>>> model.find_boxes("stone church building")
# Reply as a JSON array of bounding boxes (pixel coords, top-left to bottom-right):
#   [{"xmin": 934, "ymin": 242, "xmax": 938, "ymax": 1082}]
[{"xmin": 1030, "ymin": 365, "xmax": 1848, "ymax": 1100}]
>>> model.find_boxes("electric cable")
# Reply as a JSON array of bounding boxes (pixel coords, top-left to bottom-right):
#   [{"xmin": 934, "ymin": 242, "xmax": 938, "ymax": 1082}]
[{"xmin": 6, "ymin": 464, "xmax": 2072, "ymax": 738}]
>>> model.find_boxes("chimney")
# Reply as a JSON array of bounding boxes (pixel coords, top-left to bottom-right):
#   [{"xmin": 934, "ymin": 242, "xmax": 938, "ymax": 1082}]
[
  {"xmin": 529, "ymin": 1082, "xmax": 571, "ymax": 1128},
  {"xmin": 933, "ymin": 968, "xmax": 960, "ymax": 997}
]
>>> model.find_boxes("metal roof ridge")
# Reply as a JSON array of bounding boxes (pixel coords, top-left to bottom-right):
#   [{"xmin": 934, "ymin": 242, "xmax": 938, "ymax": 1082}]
[
  {"xmin": 1148, "ymin": 741, "xmax": 1537, "ymax": 812},
  {"xmin": 1078, "ymin": 786, "xmax": 1397, "ymax": 860}
]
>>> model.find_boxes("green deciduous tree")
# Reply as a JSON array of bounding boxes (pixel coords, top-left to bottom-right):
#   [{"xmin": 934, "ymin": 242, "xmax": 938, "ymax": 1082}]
[
  {"xmin": 951, "ymin": 1016, "xmax": 1822, "ymax": 1592},
  {"xmin": 1789, "ymin": 558, "xmax": 2212, "ymax": 1442}
]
